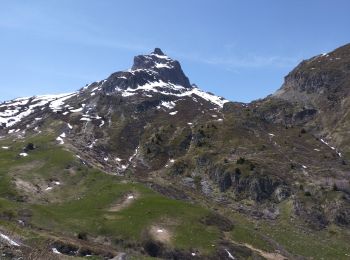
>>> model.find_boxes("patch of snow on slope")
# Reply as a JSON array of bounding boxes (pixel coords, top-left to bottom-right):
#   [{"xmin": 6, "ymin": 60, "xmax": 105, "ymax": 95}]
[
  {"xmin": 52, "ymin": 248, "xmax": 62, "ymax": 254},
  {"xmin": 48, "ymin": 93, "xmax": 77, "ymax": 112},
  {"xmin": 225, "ymin": 249, "xmax": 235, "ymax": 259},
  {"xmin": 0, "ymin": 233, "xmax": 20, "ymax": 247},
  {"xmin": 160, "ymin": 101, "xmax": 176, "ymax": 109},
  {"xmin": 56, "ymin": 137, "xmax": 64, "ymax": 145},
  {"xmin": 320, "ymin": 138, "xmax": 342, "ymax": 157},
  {"xmin": 115, "ymin": 81, "xmax": 228, "ymax": 107},
  {"xmin": 70, "ymin": 107, "xmax": 83, "ymax": 113},
  {"xmin": 56, "ymin": 133, "xmax": 66, "ymax": 145},
  {"xmin": 150, "ymin": 53, "xmax": 172, "ymax": 60},
  {"xmin": 0, "ymin": 93, "xmax": 77, "ymax": 127},
  {"xmin": 129, "ymin": 146, "xmax": 139, "ymax": 162},
  {"xmin": 155, "ymin": 63, "xmax": 173, "ymax": 69}
]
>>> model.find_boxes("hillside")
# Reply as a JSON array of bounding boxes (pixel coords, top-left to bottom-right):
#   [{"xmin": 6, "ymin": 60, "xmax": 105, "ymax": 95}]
[{"xmin": 0, "ymin": 46, "xmax": 349, "ymax": 259}]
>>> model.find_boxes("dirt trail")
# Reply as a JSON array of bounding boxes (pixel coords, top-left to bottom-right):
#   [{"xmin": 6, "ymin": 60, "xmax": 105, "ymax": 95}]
[
  {"xmin": 108, "ymin": 192, "xmax": 139, "ymax": 212},
  {"xmin": 242, "ymin": 243, "xmax": 287, "ymax": 260},
  {"xmin": 224, "ymin": 233, "xmax": 287, "ymax": 260}
]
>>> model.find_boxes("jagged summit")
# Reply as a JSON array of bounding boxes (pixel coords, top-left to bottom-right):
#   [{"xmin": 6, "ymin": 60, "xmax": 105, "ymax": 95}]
[
  {"xmin": 152, "ymin": 47, "xmax": 165, "ymax": 55},
  {"xmin": 128, "ymin": 48, "xmax": 192, "ymax": 88},
  {"xmin": 87, "ymin": 48, "xmax": 227, "ymax": 106}
]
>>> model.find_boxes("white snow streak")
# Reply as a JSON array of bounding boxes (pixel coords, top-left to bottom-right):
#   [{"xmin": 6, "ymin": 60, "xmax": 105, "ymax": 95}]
[{"xmin": 0, "ymin": 233, "xmax": 20, "ymax": 247}]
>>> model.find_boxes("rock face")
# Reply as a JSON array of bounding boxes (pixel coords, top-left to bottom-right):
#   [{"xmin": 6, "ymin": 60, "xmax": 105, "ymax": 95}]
[
  {"xmin": 270, "ymin": 43, "xmax": 350, "ymax": 157},
  {"xmin": 274, "ymin": 43, "xmax": 350, "ymax": 106},
  {"xmin": 102, "ymin": 48, "xmax": 192, "ymax": 94}
]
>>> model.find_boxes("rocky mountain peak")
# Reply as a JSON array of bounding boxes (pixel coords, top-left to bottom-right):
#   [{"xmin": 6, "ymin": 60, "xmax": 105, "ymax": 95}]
[
  {"xmin": 152, "ymin": 47, "xmax": 165, "ymax": 55},
  {"xmin": 128, "ymin": 48, "xmax": 191, "ymax": 88},
  {"xmin": 97, "ymin": 48, "xmax": 193, "ymax": 94}
]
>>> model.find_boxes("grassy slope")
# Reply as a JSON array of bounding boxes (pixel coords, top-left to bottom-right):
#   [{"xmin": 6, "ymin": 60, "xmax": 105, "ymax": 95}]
[
  {"xmin": 223, "ymin": 200, "xmax": 350, "ymax": 259},
  {"xmin": 0, "ymin": 132, "xmax": 350, "ymax": 259},
  {"xmin": 0, "ymin": 134, "xmax": 220, "ymax": 257}
]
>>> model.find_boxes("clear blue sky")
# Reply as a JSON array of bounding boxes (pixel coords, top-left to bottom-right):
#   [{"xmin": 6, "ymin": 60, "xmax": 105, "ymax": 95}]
[{"xmin": 0, "ymin": 0, "xmax": 349, "ymax": 103}]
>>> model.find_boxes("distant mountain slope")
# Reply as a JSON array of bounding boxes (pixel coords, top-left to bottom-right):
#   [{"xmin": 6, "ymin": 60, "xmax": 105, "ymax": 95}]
[{"xmin": 261, "ymin": 43, "xmax": 350, "ymax": 158}]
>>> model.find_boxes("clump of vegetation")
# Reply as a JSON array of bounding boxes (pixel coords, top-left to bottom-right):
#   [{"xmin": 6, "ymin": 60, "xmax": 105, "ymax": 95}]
[
  {"xmin": 304, "ymin": 191, "xmax": 312, "ymax": 196},
  {"xmin": 237, "ymin": 157, "xmax": 245, "ymax": 164}
]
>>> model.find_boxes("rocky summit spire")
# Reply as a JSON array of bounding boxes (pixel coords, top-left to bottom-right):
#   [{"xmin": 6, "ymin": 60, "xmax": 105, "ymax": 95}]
[
  {"xmin": 128, "ymin": 48, "xmax": 192, "ymax": 88},
  {"xmin": 152, "ymin": 48, "xmax": 165, "ymax": 56}
]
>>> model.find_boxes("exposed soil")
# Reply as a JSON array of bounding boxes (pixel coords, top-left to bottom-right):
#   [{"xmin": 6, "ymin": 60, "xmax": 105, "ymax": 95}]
[
  {"xmin": 108, "ymin": 192, "xmax": 139, "ymax": 212},
  {"xmin": 243, "ymin": 243, "xmax": 287, "ymax": 260},
  {"xmin": 149, "ymin": 226, "xmax": 172, "ymax": 243},
  {"xmin": 15, "ymin": 179, "xmax": 40, "ymax": 195},
  {"xmin": 224, "ymin": 232, "xmax": 288, "ymax": 260}
]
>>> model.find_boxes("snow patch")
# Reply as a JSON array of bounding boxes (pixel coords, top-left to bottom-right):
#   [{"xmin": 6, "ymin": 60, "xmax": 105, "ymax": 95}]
[
  {"xmin": 0, "ymin": 233, "xmax": 20, "ymax": 247},
  {"xmin": 320, "ymin": 138, "xmax": 342, "ymax": 157},
  {"xmin": 52, "ymin": 248, "xmax": 61, "ymax": 254},
  {"xmin": 225, "ymin": 249, "xmax": 235, "ymax": 259},
  {"xmin": 71, "ymin": 107, "xmax": 83, "ymax": 113},
  {"xmin": 115, "ymin": 80, "xmax": 228, "ymax": 107},
  {"xmin": 160, "ymin": 101, "xmax": 176, "ymax": 109},
  {"xmin": 0, "ymin": 92, "xmax": 76, "ymax": 128},
  {"xmin": 56, "ymin": 137, "xmax": 64, "ymax": 145}
]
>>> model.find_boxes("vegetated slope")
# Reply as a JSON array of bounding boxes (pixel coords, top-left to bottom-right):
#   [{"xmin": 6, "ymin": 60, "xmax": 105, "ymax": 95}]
[{"xmin": 0, "ymin": 47, "xmax": 349, "ymax": 259}]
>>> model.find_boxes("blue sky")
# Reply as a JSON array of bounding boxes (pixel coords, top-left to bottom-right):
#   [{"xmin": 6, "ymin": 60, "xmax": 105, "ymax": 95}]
[{"xmin": 0, "ymin": 0, "xmax": 349, "ymax": 103}]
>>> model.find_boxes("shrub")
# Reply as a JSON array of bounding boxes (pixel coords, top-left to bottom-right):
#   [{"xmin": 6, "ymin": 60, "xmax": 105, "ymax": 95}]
[
  {"xmin": 237, "ymin": 157, "xmax": 245, "ymax": 164},
  {"xmin": 304, "ymin": 191, "xmax": 312, "ymax": 196}
]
